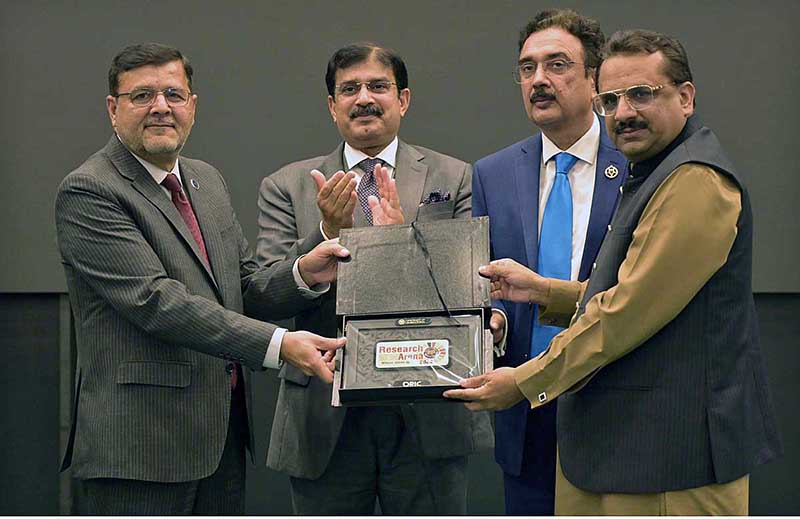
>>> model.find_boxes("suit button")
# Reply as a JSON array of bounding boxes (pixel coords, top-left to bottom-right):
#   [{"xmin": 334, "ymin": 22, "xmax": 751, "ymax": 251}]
[
  {"xmin": 619, "ymin": 186, "xmax": 624, "ymax": 194},
  {"xmin": 225, "ymin": 363, "xmax": 235, "ymax": 374},
  {"xmin": 592, "ymin": 262, "xmax": 597, "ymax": 271},
  {"xmin": 607, "ymin": 224, "xmax": 612, "ymax": 232}
]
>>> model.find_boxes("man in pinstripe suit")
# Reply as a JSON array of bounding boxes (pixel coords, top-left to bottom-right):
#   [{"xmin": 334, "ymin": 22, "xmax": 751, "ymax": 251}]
[{"xmin": 55, "ymin": 43, "xmax": 349, "ymax": 515}]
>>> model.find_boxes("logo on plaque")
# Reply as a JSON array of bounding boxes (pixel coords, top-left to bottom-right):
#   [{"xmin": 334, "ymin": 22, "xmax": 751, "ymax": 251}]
[{"xmin": 375, "ymin": 339, "xmax": 450, "ymax": 369}]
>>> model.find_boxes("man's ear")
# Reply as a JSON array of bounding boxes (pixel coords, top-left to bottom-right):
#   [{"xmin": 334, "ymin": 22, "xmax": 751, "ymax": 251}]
[
  {"xmin": 398, "ymin": 88, "xmax": 411, "ymax": 117},
  {"xmin": 677, "ymin": 81, "xmax": 696, "ymax": 117},
  {"xmin": 106, "ymin": 95, "xmax": 118, "ymax": 128},
  {"xmin": 327, "ymin": 95, "xmax": 337, "ymax": 123}
]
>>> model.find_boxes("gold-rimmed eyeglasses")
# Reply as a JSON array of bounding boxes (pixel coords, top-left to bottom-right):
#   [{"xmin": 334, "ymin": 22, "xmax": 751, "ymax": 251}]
[{"xmin": 592, "ymin": 83, "xmax": 676, "ymax": 116}]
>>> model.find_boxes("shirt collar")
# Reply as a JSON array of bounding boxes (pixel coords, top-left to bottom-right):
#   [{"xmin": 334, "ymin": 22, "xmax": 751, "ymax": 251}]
[
  {"xmin": 117, "ymin": 134, "xmax": 182, "ymax": 186},
  {"xmin": 541, "ymin": 114, "xmax": 600, "ymax": 167},
  {"xmin": 343, "ymin": 136, "xmax": 399, "ymax": 171}
]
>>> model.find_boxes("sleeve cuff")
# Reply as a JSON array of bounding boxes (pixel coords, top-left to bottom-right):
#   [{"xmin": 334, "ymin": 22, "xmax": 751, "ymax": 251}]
[
  {"xmin": 492, "ymin": 308, "xmax": 508, "ymax": 357},
  {"xmin": 263, "ymin": 328, "xmax": 286, "ymax": 369},
  {"xmin": 319, "ymin": 220, "xmax": 332, "ymax": 241},
  {"xmin": 539, "ymin": 279, "xmax": 582, "ymax": 327},
  {"xmin": 292, "ymin": 256, "xmax": 330, "ymax": 298}
]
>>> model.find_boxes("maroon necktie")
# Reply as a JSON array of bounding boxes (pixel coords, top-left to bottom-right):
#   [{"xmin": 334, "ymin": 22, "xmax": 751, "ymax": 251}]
[
  {"xmin": 161, "ymin": 173, "xmax": 239, "ymax": 389},
  {"xmin": 161, "ymin": 173, "xmax": 210, "ymax": 266}
]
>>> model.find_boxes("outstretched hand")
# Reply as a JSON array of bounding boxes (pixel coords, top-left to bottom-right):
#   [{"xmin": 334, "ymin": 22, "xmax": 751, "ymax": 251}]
[
  {"xmin": 443, "ymin": 367, "xmax": 525, "ymax": 411},
  {"xmin": 280, "ymin": 330, "xmax": 345, "ymax": 384},
  {"xmin": 479, "ymin": 259, "xmax": 550, "ymax": 305},
  {"xmin": 297, "ymin": 239, "xmax": 350, "ymax": 287}
]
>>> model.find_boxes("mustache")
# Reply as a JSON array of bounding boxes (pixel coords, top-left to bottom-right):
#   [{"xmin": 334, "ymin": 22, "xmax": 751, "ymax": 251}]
[
  {"xmin": 144, "ymin": 117, "xmax": 175, "ymax": 127},
  {"xmin": 530, "ymin": 88, "xmax": 556, "ymax": 103},
  {"xmin": 614, "ymin": 118, "xmax": 649, "ymax": 134},
  {"xmin": 350, "ymin": 104, "xmax": 383, "ymax": 119}
]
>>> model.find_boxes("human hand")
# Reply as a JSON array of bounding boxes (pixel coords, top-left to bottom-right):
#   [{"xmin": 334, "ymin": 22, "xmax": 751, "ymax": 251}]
[
  {"xmin": 297, "ymin": 239, "xmax": 350, "ymax": 287},
  {"xmin": 280, "ymin": 330, "xmax": 345, "ymax": 384},
  {"xmin": 442, "ymin": 367, "xmax": 525, "ymax": 411},
  {"xmin": 367, "ymin": 163, "xmax": 404, "ymax": 225},
  {"xmin": 478, "ymin": 259, "xmax": 551, "ymax": 305},
  {"xmin": 311, "ymin": 169, "xmax": 357, "ymax": 238},
  {"xmin": 490, "ymin": 310, "xmax": 506, "ymax": 345}
]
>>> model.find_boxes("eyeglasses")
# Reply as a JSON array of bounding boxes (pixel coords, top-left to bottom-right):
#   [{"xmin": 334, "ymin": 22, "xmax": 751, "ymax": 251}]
[
  {"xmin": 513, "ymin": 58, "xmax": 582, "ymax": 83},
  {"xmin": 335, "ymin": 80, "xmax": 397, "ymax": 97},
  {"xmin": 116, "ymin": 87, "xmax": 193, "ymax": 107},
  {"xmin": 592, "ymin": 84, "xmax": 674, "ymax": 116}
]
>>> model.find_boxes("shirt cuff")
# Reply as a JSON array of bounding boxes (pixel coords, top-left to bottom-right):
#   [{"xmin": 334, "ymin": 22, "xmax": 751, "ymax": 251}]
[
  {"xmin": 539, "ymin": 279, "xmax": 583, "ymax": 327},
  {"xmin": 492, "ymin": 308, "xmax": 509, "ymax": 357},
  {"xmin": 319, "ymin": 220, "xmax": 332, "ymax": 241},
  {"xmin": 263, "ymin": 327, "xmax": 286, "ymax": 369},
  {"xmin": 292, "ymin": 256, "xmax": 330, "ymax": 298}
]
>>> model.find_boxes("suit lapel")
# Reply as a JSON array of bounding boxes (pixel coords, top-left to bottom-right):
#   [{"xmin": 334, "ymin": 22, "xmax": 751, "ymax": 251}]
[
  {"xmin": 105, "ymin": 136, "xmax": 220, "ymax": 294},
  {"xmin": 394, "ymin": 141, "xmax": 427, "ymax": 223},
  {"xmin": 180, "ymin": 160, "xmax": 223, "ymax": 294},
  {"xmin": 578, "ymin": 123, "xmax": 627, "ymax": 280},
  {"xmin": 514, "ymin": 135, "xmax": 542, "ymax": 270}
]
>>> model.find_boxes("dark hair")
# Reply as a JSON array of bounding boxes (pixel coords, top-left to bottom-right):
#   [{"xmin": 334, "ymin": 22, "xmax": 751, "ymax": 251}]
[
  {"xmin": 108, "ymin": 43, "xmax": 193, "ymax": 96},
  {"xmin": 603, "ymin": 30, "xmax": 693, "ymax": 84},
  {"xmin": 325, "ymin": 42, "xmax": 408, "ymax": 97},
  {"xmin": 518, "ymin": 9, "xmax": 605, "ymax": 71}
]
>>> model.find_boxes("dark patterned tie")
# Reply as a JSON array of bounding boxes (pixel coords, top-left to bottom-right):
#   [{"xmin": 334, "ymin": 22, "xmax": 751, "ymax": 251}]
[
  {"xmin": 162, "ymin": 173, "xmax": 238, "ymax": 390},
  {"xmin": 161, "ymin": 173, "xmax": 210, "ymax": 266},
  {"xmin": 356, "ymin": 158, "xmax": 384, "ymax": 225}
]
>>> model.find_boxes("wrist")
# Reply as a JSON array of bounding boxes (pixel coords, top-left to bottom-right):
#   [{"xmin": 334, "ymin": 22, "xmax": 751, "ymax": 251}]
[
  {"xmin": 322, "ymin": 221, "xmax": 339, "ymax": 239},
  {"xmin": 297, "ymin": 257, "xmax": 318, "ymax": 287}
]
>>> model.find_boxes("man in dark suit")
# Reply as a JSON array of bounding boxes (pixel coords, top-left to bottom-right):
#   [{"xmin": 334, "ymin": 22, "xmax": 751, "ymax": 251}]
[
  {"xmin": 256, "ymin": 42, "xmax": 492, "ymax": 515},
  {"xmin": 448, "ymin": 29, "xmax": 782, "ymax": 515},
  {"xmin": 469, "ymin": 10, "xmax": 625, "ymax": 515},
  {"xmin": 55, "ymin": 43, "xmax": 350, "ymax": 515}
]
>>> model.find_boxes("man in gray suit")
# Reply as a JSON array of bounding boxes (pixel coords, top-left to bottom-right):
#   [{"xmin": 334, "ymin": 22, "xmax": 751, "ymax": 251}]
[
  {"xmin": 256, "ymin": 42, "xmax": 492, "ymax": 515},
  {"xmin": 55, "ymin": 43, "xmax": 350, "ymax": 515}
]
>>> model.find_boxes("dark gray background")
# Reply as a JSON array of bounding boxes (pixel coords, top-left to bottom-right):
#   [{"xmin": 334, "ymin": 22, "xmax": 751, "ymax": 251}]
[
  {"xmin": 1, "ymin": 0, "xmax": 797, "ymax": 515},
  {"xmin": 1, "ymin": 0, "xmax": 799, "ymax": 292}
]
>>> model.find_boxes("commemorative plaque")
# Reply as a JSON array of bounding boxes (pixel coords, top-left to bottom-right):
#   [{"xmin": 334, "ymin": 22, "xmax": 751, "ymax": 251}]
[{"xmin": 332, "ymin": 217, "xmax": 493, "ymax": 406}]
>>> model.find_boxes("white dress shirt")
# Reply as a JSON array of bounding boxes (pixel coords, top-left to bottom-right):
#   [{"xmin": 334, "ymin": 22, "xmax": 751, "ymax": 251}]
[{"xmin": 539, "ymin": 115, "xmax": 600, "ymax": 281}]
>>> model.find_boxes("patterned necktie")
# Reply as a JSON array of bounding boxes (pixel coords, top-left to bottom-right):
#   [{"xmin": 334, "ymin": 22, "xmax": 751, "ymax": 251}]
[
  {"xmin": 161, "ymin": 173, "xmax": 210, "ymax": 267},
  {"xmin": 356, "ymin": 158, "xmax": 383, "ymax": 225},
  {"xmin": 531, "ymin": 152, "xmax": 578, "ymax": 357},
  {"xmin": 162, "ymin": 173, "xmax": 238, "ymax": 389}
]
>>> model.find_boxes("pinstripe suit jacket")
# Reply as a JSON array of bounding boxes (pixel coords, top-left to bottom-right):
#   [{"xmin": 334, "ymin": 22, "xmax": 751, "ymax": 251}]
[{"xmin": 55, "ymin": 136, "xmax": 318, "ymax": 482}]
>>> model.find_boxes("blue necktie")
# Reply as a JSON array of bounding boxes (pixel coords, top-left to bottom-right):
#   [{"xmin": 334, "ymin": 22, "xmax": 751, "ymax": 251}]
[{"xmin": 531, "ymin": 152, "xmax": 578, "ymax": 357}]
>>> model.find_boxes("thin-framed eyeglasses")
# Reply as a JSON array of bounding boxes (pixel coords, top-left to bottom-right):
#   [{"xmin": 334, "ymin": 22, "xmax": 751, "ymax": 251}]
[
  {"xmin": 592, "ymin": 83, "xmax": 676, "ymax": 116},
  {"xmin": 115, "ymin": 87, "xmax": 193, "ymax": 107},
  {"xmin": 335, "ymin": 80, "xmax": 397, "ymax": 97},
  {"xmin": 513, "ymin": 58, "xmax": 582, "ymax": 83}
]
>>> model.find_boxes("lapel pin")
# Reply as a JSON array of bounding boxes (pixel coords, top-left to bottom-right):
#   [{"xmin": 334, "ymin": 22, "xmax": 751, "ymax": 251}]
[
  {"xmin": 190, "ymin": 178, "xmax": 200, "ymax": 189},
  {"xmin": 604, "ymin": 165, "xmax": 619, "ymax": 179}
]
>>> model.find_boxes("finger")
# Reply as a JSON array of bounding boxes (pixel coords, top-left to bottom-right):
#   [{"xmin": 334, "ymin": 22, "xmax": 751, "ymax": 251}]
[
  {"xmin": 321, "ymin": 350, "xmax": 336, "ymax": 362},
  {"xmin": 330, "ymin": 171, "xmax": 355, "ymax": 201},
  {"xmin": 342, "ymin": 189, "xmax": 358, "ymax": 216},
  {"xmin": 442, "ymin": 388, "xmax": 477, "ymax": 401},
  {"xmin": 310, "ymin": 169, "xmax": 327, "ymax": 193},
  {"xmin": 490, "ymin": 311, "xmax": 505, "ymax": 330},
  {"xmin": 310, "ymin": 358, "xmax": 334, "ymax": 384},
  {"xmin": 316, "ymin": 170, "xmax": 343, "ymax": 200},
  {"xmin": 332, "ymin": 177, "xmax": 357, "ymax": 212},
  {"xmin": 367, "ymin": 195, "xmax": 380, "ymax": 210},
  {"xmin": 460, "ymin": 375, "xmax": 489, "ymax": 389},
  {"xmin": 316, "ymin": 336, "xmax": 347, "ymax": 351}
]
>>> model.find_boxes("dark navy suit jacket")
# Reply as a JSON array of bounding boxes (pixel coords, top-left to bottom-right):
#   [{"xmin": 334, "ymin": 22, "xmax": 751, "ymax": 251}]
[{"xmin": 472, "ymin": 121, "xmax": 626, "ymax": 476}]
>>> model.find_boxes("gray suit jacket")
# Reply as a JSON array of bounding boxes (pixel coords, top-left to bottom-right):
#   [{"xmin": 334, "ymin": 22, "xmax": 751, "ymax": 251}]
[
  {"xmin": 55, "ymin": 136, "xmax": 318, "ymax": 482},
  {"xmin": 256, "ymin": 141, "xmax": 493, "ymax": 479}
]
